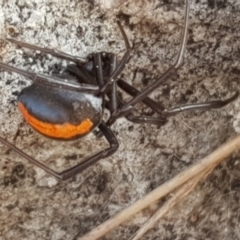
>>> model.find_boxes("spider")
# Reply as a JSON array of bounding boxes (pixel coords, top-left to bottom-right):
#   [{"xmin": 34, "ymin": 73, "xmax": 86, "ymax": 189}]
[{"xmin": 0, "ymin": 0, "xmax": 237, "ymax": 180}]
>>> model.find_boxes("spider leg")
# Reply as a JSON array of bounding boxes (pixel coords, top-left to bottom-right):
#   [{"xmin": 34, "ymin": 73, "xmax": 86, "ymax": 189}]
[
  {"xmin": 99, "ymin": 21, "xmax": 133, "ymax": 95},
  {"xmin": 105, "ymin": 54, "xmax": 166, "ymax": 125},
  {"xmin": 117, "ymin": 79, "xmax": 165, "ymax": 114},
  {"xmin": 7, "ymin": 38, "xmax": 86, "ymax": 65},
  {"xmin": 0, "ymin": 61, "xmax": 99, "ymax": 93},
  {"xmin": 93, "ymin": 53, "xmax": 105, "ymax": 87},
  {"xmin": 66, "ymin": 64, "xmax": 97, "ymax": 85},
  {"xmin": 6, "ymin": 22, "xmax": 132, "ymax": 95},
  {"xmin": 8, "ymin": 21, "xmax": 132, "ymax": 95},
  {"xmin": 58, "ymin": 122, "xmax": 118, "ymax": 180},
  {"xmin": 0, "ymin": 122, "xmax": 118, "ymax": 180},
  {"xmin": 117, "ymin": 79, "xmax": 238, "ymax": 121},
  {"xmin": 107, "ymin": 0, "xmax": 190, "ymax": 126},
  {"xmin": 163, "ymin": 92, "xmax": 239, "ymax": 116},
  {"xmin": 4, "ymin": 38, "xmax": 99, "ymax": 91},
  {"xmin": 107, "ymin": 53, "xmax": 119, "ymax": 115},
  {"xmin": 116, "ymin": 81, "xmax": 166, "ymax": 125},
  {"xmin": 67, "ymin": 54, "xmax": 160, "ymax": 121}
]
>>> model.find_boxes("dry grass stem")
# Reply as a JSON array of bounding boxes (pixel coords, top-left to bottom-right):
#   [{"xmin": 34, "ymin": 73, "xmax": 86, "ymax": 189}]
[
  {"xmin": 78, "ymin": 134, "xmax": 240, "ymax": 240},
  {"xmin": 132, "ymin": 165, "xmax": 217, "ymax": 240}
]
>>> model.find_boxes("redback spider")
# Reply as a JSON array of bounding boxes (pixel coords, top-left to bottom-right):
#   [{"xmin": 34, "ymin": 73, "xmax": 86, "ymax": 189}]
[{"xmin": 0, "ymin": 0, "xmax": 238, "ymax": 180}]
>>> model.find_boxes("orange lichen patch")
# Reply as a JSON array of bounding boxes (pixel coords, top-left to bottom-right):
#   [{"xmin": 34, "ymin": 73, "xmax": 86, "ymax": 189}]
[{"xmin": 18, "ymin": 102, "xmax": 93, "ymax": 139}]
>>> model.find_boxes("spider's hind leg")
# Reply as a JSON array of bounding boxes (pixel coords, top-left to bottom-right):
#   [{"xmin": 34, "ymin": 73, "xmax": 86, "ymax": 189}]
[
  {"xmin": 0, "ymin": 122, "xmax": 118, "ymax": 180},
  {"xmin": 59, "ymin": 122, "xmax": 118, "ymax": 180}
]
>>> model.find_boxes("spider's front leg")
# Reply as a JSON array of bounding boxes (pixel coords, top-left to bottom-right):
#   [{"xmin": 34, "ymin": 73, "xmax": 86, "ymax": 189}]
[
  {"xmin": 106, "ymin": 0, "xmax": 190, "ymax": 126},
  {"xmin": 106, "ymin": 0, "xmax": 238, "ymax": 127},
  {"xmin": 7, "ymin": 38, "xmax": 86, "ymax": 66}
]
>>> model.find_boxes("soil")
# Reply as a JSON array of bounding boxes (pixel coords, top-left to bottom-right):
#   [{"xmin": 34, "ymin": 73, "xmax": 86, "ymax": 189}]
[{"xmin": 1, "ymin": 1, "xmax": 240, "ymax": 239}]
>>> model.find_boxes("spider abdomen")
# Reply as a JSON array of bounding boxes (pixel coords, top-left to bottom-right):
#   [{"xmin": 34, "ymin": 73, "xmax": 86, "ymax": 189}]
[{"xmin": 18, "ymin": 83, "xmax": 103, "ymax": 140}]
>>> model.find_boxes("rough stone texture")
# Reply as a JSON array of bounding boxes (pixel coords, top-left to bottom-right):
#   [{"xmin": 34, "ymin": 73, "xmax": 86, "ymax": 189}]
[{"xmin": 1, "ymin": 0, "xmax": 240, "ymax": 239}]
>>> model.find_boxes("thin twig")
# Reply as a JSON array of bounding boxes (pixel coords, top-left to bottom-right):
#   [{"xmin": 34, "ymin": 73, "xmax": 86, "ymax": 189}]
[
  {"xmin": 132, "ymin": 165, "xmax": 216, "ymax": 240},
  {"xmin": 78, "ymin": 134, "xmax": 240, "ymax": 240}
]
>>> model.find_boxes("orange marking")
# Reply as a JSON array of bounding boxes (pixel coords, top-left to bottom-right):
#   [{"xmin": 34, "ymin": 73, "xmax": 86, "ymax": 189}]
[{"xmin": 18, "ymin": 102, "xmax": 93, "ymax": 139}]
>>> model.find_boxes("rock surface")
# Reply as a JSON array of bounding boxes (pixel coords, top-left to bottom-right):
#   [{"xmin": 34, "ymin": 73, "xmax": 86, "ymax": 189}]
[{"xmin": 1, "ymin": 0, "xmax": 240, "ymax": 239}]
